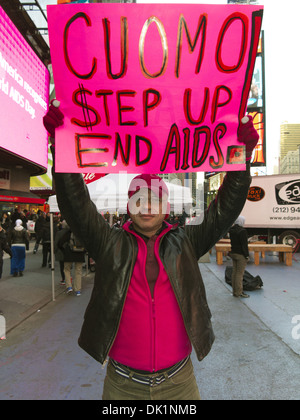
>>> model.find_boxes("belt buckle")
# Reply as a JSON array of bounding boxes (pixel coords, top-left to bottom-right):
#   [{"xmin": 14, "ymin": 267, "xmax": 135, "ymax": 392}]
[
  {"xmin": 149, "ymin": 375, "xmax": 156, "ymax": 388},
  {"xmin": 149, "ymin": 373, "xmax": 162, "ymax": 387}
]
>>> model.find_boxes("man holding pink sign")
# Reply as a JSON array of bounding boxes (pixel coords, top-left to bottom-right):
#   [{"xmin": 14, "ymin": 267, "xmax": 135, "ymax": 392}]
[
  {"xmin": 45, "ymin": 2, "xmax": 262, "ymax": 400},
  {"xmin": 44, "ymin": 105, "xmax": 258, "ymax": 400}
]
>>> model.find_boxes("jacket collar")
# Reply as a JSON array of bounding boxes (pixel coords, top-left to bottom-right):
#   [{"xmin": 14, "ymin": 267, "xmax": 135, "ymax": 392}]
[{"xmin": 122, "ymin": 220, "xmax": 175, "ymax": 241}]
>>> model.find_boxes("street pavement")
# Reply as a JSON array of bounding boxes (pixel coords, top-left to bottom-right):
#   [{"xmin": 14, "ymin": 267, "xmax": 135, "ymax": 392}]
[{"xmin": 0, "ymin": 240, "xmax": 299, "ymax": 400}]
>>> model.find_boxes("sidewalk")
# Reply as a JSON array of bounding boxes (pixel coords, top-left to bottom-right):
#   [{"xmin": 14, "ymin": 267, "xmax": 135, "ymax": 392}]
[
  {"xmin": 196, "ymin": 250, "xmax": 300, "ymax": 400},
  {"xmin": 203, "ymin": 248, "xmax": 300, "ymax": 357},
  {"xmin": 0, "ymin": 240, "xmax": 90, "ymax": 334}
]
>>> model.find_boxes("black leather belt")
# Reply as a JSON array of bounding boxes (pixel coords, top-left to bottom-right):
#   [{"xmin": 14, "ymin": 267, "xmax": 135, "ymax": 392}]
[{"xmin": 110, "ymin": 356, "xmax": 190, "ymax": 387}]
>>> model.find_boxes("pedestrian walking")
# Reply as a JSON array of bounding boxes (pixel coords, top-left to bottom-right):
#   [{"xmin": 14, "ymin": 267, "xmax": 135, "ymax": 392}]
[
  {"xmin": 41, "ymin": 213, "xmax": 51, "ymax": 268},
  {"xmin": 57, "ymin": 222, "xmax": 85, "ymax": 296},
  {"xmin": 0, "ymin": 225, "xmax": 12, "ymax": 278},
  {"xmin": 228, "ymin": 216, "xmax": 250, "ymax": 298},
  {"xmin": 54, "ymin": 220, "xmax": 66, "ymax": 285},
  {"xmin": 33, "ymin": 211, "xmax": 46, "ymax": 254},
  {"xmin": 43, "ymin": 102, "xmax": 259, "ymax": 400},
  {"xmin": 8, "ymin": 219, "xmax": 29, "ymax": 277},
  {"xmin": 1, "ymin": 212, "xmax": 12, "ymax": 232}
]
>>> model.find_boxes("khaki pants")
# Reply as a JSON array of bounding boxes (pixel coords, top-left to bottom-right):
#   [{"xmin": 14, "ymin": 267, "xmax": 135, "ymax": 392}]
[
  {"xmin": 229, "ymin": 252, "xmax": 248, "ymax": 296},
  {"xmin": 102, "ymin": 358, "xmax": 201, "ymax": 400},
  {"xmin": 64, "ymin": 261, "xmax": 82, "ymax": 292}
]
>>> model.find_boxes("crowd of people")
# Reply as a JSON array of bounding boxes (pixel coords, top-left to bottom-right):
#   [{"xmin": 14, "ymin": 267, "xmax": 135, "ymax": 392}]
[
  {"xmin": 0, "ymin": 209, "xmax": 86, "ymax": 297},
  {"xmin": 0, "ymin": 207, "xmax": 192, "ymax": 282}
]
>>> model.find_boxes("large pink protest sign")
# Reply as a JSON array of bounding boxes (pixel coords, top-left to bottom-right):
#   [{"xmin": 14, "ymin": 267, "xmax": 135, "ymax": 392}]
[{"xmin": 47, "ymin": 3, "xmax": 263, "ymax": 174}]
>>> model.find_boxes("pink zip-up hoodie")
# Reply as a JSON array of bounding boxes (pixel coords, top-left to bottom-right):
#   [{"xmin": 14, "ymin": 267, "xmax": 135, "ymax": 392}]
[{"xmin": 109, "ymin": 222, "xmax": 192, "ymax": 372}]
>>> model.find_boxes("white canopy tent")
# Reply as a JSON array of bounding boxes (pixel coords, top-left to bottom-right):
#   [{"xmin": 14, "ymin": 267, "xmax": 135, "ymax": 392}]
[{"xmin": 48, "ymin": 173, "xmax": 193, "ymax": 215}]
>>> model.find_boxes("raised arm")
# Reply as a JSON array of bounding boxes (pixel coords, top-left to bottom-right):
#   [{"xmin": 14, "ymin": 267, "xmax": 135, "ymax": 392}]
[
  {"xmin": 43, "ymin": 101, "xmax": 111, "ymax": 260},
  {"xmin": 185, "ymin": 115, "xmax": 258, "ymax": 258}
]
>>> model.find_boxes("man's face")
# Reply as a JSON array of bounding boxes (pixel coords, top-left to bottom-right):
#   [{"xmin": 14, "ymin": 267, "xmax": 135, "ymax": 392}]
[{"xmin": 128, "ymin": 189, "xmax": 168, "ymax": 237}]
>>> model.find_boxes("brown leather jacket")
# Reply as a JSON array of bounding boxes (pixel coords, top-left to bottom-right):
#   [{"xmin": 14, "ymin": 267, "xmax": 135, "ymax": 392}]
[{"xmin": 53, "ymin": 166, "xmax": 251, "ymax": 365}]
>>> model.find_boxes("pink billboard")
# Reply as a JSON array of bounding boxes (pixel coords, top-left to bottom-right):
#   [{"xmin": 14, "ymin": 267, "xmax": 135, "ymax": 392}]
[
  {"xmin": 0, "ymin": 6, "xmax": 49, "ymax": 170},
  {"xmin": 48, "ymin": 3, "xmax": 263, "ymax": 174}
]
